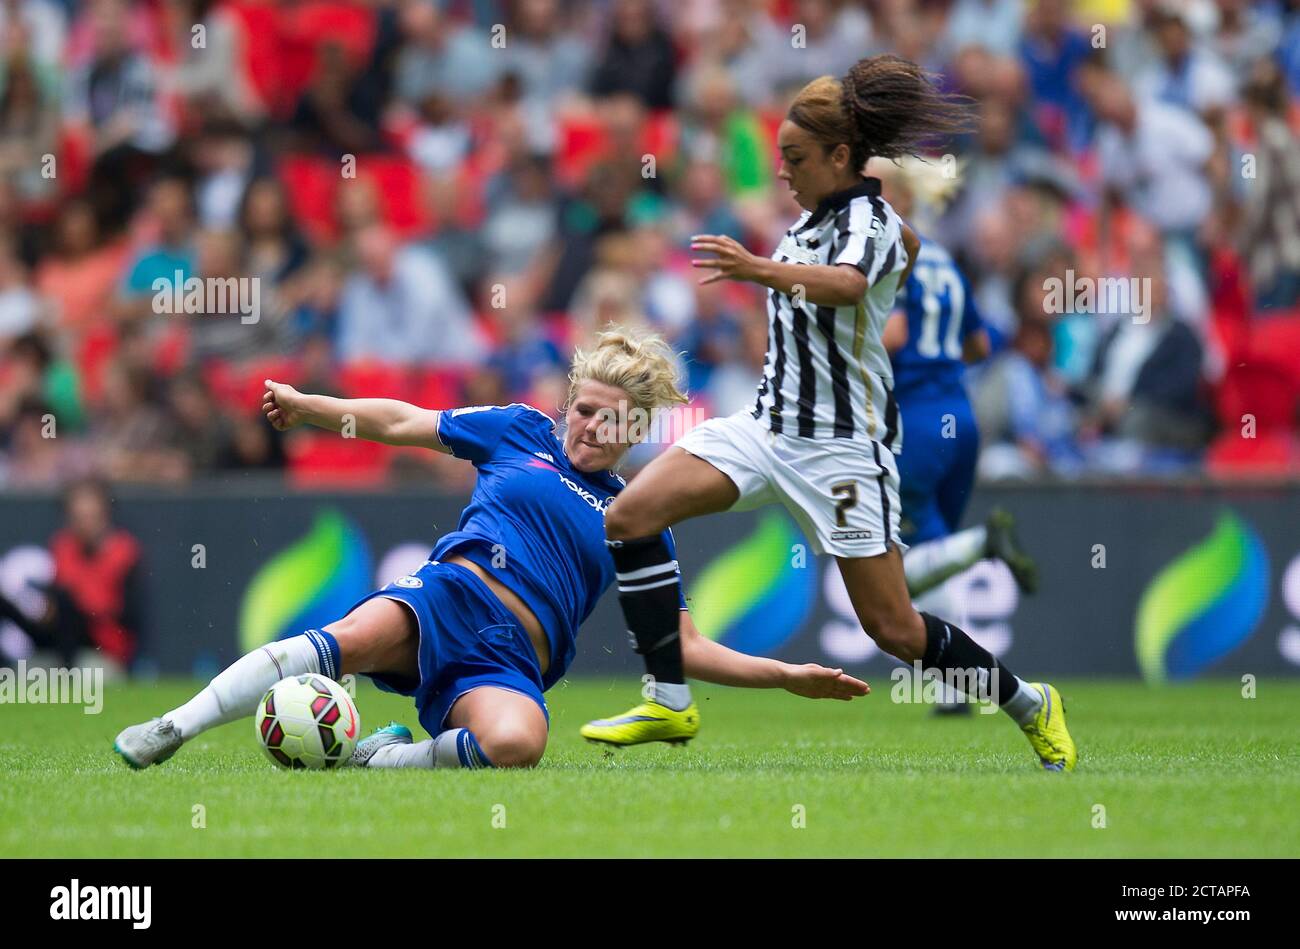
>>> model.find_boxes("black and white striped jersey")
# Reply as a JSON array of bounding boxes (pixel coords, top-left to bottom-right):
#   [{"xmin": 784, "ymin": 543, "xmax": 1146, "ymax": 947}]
[{"xmin": 751, "ymin": 176, "xmax": 910, "ymax": 450}]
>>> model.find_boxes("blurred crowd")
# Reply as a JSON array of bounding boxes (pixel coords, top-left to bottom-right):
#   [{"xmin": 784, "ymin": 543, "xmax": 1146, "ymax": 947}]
[{"xmin": 2, "ymin": 0, "xmax": 1300, "ymax": 491}]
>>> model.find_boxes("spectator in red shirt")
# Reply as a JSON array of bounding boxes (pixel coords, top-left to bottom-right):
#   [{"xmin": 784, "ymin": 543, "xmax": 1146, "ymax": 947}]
[{"xmin": 0, "ymin": 478, "xmax": 145, "ymax": 670}]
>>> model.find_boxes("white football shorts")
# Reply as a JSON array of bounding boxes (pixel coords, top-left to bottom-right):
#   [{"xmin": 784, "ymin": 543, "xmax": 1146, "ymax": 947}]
[{"xmin": 675, "ymin": 411, "xmax": 906, "ymax": 558}]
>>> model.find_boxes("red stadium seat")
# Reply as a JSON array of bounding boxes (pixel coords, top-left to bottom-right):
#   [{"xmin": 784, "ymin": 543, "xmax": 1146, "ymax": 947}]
[
  {"xmin": 201, "ymin": 358, "xmax": 303, "ymax": 414},
  {"xmin": 70, "ymin": 323, "xmax": 117, "ymax": 404},
  {"xmin": 278, "ymin": 154, "xmax": 340, "ymax": 243},
  {"xmin": 1214, "ymin": 359, "xmax": 1297, "ymax": 428},
  {"xmin": 56, "ymin": 126, "xmax": 91, "ymax": 198},
  {"xmin": 226, "ymin": 1, "xmax": 286, "ymax": 113},
  {"xmin": 409, "ymin": 368, "xmax": 465, "ymax": 411},
  {"xmin": 1208, "ymin": 354, "xmax": 1300, "ymax": 475},
  {"xmin": 336, "ymin": 363, "xmax": 412, "ymax": 402},
  {"xmin": 644, "ymin": 110, "xmax": 680, "ymax": 166},
  {"xmin": 286, "ymin": 431, "xmax": 392, "ymax": 488},
  {"xmin": 555, "ymin": 112, "xmax": 608, "ymax": 188},
  {"xmin": 240, "ymin": 357, "xmax": 304, "ymax": 413},
  {"xmin": 279, "ymin": 152, "xmax": 431, "ymax": 242},
  {"xmin": 268, "ymin": 1, "xmax": 377, "ymax": 114},
  {"xmin": 1206, "ymin": 429, "xmax": 1300, "ymax": 475},
  {"xmin": 357, "ymin": 155, "xmax": 431, "ymax": 239},
  {"xmin": 1248, "ymin": 312, "xmax": 1300, "ymax": 383}
]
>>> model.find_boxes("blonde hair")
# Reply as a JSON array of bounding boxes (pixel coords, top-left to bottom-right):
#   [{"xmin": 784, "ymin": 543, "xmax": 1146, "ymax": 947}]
[
  {"xmin": 567, "ymin": 325, "xmax": 689, "ymax": 415},
  {"xmin": 874, "ymin": 154, "xmax": 965, "ymax": 214}
]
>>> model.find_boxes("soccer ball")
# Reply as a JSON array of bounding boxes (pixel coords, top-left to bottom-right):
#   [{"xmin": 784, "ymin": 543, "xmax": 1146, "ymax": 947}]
[{"xmin": 255, "ymin": 674, "xmax": 360, "ymax": 769}]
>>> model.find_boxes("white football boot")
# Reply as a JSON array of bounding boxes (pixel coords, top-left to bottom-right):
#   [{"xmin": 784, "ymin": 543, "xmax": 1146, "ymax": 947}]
[{"xmin": 114, "ymin": 718, "xmax": 183, "ymax": 769}]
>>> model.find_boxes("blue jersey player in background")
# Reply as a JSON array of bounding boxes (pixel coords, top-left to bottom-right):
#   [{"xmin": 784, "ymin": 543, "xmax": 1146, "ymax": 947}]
[
  {"xmin": 876, "ymin": 162, "xmax": 1039, "ymax": 715},
  {"xmin": 114, "ymin": 329, "xmax": 868, "ymax": 771}
]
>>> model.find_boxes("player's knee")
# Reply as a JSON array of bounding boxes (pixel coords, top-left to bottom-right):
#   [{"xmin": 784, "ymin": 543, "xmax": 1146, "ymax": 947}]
[
  {"xmin": 604, "ymin": 500, "xmax": 657, "ymax": 542},
  {"xmin": 476, "ymin": 724, "xmax": 545, "ymax": 769},
  {"xmin": 322, "ymin": 612, "xmax": 363, "ymax": 657},
  {"xmin": 860, "ymin": 607, "xmax": 926, "ymax": 662}
]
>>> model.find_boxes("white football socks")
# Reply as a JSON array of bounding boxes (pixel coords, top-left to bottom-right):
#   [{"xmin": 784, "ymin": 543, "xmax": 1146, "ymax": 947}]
[
  {"xmin": 367, "ymin": 739, "xmax": 436, "ymax": 768},
  {"xmin": 1002, "ymin": 677, "xmax": 1045, "ymax": 726},
  {"xmin": 650, "ymin": 681, "xmax": 692, "ymax": 711},
  {"xmin": 164, "ymin": 633, "xmax": 330, "ymax": 740},
  {"xmin": 903, "ymin": 526, "xmax": 988, "ymax": 598},
  {"xmin": 367, "ymin": 728, "xmax": 492, "ymax": 769}
]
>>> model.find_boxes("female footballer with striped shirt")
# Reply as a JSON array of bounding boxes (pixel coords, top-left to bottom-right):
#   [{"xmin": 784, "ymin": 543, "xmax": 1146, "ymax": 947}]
[
  {"xmin": 114, "ymin": 329, "xmax": 868, "ymax": 771},
  {"xmin": 584, "ymin": 56, "xmax": 1077, "ymax": 771}
]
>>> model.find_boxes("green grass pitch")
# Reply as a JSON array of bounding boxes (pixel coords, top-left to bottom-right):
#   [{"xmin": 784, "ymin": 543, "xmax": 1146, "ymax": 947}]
[{"xmin": 3, "ymin": 678, "xmax": 1298, "ymax": 858}]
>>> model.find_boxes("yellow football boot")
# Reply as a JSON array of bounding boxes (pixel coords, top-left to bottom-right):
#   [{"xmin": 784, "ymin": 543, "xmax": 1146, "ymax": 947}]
[
  {"xmin": 580, "ymin": 701, "xmax": 700, "ymax": 747},
  {"xmin": 1021, "ymin": 683, "xmax": 1077, "ymax": 771}
]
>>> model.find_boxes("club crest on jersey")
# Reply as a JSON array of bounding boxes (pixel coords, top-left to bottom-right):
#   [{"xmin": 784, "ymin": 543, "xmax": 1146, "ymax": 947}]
[{"xmin": 392, "ymin": 575, "xmax": 423, "ymax": 589}]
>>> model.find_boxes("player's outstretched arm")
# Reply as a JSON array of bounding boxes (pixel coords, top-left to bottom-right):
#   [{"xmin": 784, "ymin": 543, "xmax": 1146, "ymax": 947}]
[
  {"xmin": 262, "ymin": 379, "xmax": 450, "ymax": 452},
  {"xmin": 678, "ymin": 611, "xmax": 869, "ymax": 701}
]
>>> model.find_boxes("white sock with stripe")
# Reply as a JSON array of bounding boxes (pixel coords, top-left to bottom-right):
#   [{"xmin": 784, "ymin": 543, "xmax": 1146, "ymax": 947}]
[
  {"xmin": 367, "ymin": 728, "xmax": 493, "ymax": 769},
  {"xmin": 164, "ymin": 631, "xmax": 337, "ymax": 740}
]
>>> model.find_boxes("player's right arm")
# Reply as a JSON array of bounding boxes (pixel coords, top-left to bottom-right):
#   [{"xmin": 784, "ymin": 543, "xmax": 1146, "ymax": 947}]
[
  {"xmin": 679, "ymin": 611, "xmax": 870, "ymax": 700},
  {"xmin": 262, "ymin": 379, "xmax": 450, "ymax": 452}
]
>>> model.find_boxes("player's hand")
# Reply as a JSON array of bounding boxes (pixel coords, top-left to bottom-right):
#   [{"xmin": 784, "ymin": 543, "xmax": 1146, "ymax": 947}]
[
  {"xmin": 782, "ymin": 663, "xmax": 870, "ymax": 701},
  {"xmin": 262, "ymin": 379, "xmax": 307, "ymax": 431},
  {"xmin": 691, "ymin": 234, "xmax": 761, "ymax": 285}
]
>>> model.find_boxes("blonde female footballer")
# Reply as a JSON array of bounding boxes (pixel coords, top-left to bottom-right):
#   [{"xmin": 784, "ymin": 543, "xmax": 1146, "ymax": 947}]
[{"xmin": 115, "ymin": 329, "xmax": 868, "ymax": 770}]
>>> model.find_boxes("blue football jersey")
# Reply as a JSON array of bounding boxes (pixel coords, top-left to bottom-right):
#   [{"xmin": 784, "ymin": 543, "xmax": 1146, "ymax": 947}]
[
  {"xmin": 430, "ymin": 403, "xmax": 685, "ymax": 688},
  {"xmin": 891, "ymin": 237, "xmax": 983, "ymax": 400}
]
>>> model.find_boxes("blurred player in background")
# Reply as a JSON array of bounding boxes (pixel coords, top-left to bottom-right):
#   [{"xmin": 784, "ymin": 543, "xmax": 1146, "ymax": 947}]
[
  {"xmin": 585, "ymin": 56, "xmax": 1076, "ymax": 771},
  {"xmin": 114, "ymin": 328, "xmax": 868, "ymax": 771},
  {"xmin": 877, "ymin": 156, "xmax": 1039, "ymax": 715}
]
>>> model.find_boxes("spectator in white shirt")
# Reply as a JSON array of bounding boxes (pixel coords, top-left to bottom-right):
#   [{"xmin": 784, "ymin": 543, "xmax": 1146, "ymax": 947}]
[
  {"xmin": 336, "ymin": 225, "xmax": 487, "ymax": 366},
  {"xmin": 1086, "ymin": 60, "xmax": 1215, "ymax": 236},
  {"xmin": 1136, "ymin": 7, "xmax": 1237, "ymax": 118}
]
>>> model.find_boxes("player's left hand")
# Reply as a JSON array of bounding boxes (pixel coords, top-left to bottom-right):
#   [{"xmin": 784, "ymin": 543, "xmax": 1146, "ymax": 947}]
[
  {"xmin": 782, "ymin": 664, "xmax": 870, "ymax": 701},
  {"xmin": 691, "ymin": 234, "xmax": 761, "ymax": 285}
]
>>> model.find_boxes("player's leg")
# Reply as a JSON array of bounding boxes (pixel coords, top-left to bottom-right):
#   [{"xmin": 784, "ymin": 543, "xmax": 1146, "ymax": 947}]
[
  {"xmin": 911, "ymin": 572, "xmax": 974, "ymax": 715},
  {"xmin": 899, "ymin": 399, "xmax": 984, "ymax": 597},
  {"xmin": 791, "ymin": 435, "xmax": 1074, "ymax": 771},
  {"xmin": 585, "ymin": 414, "xmax": 778, "ymax": 746},
  {"xmin": 357, "ymin": 687, "xmax": 548, "ymax": 770},
  {"xmin": 905, "ymin": 410, "xmax": 1038, "ymax": 595},
  {"xmin": 601, "ymin": 440, "xmax": 741, "ymax": 715},
  {"xmin": 836, "ymin": 550, "xmax": 1075, "ymax": 769},
  {"xmin": 114, "ymin": 598, "xmax": 415, "ymax": 768}
]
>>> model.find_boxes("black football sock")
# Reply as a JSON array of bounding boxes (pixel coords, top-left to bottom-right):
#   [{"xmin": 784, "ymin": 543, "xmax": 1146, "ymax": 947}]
[
  {"xmin": 608, "ymin": 534, "xmax": 686, "ymax": 688},
  {"xmin": 919, "ymin": 611, "xmax": 1040, "ymax": 721}
]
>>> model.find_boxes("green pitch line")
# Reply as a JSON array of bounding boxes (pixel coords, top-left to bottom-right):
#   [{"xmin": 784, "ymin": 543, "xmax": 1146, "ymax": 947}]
[{"xmin": 3, "ymin": 679, "xmax": 1298, "ymax": 858}]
